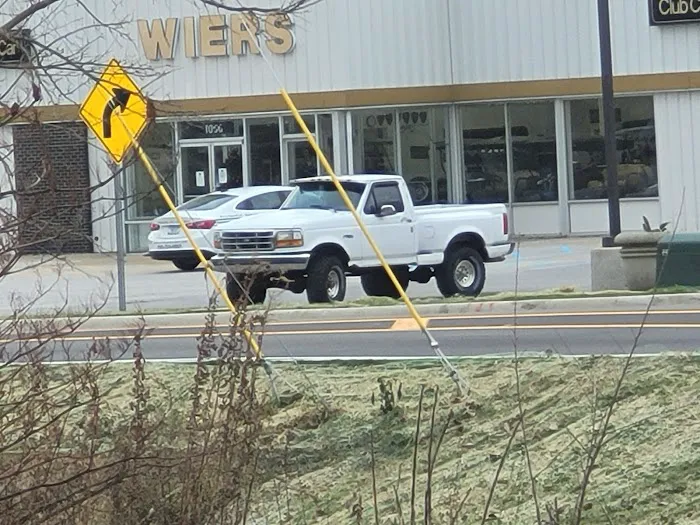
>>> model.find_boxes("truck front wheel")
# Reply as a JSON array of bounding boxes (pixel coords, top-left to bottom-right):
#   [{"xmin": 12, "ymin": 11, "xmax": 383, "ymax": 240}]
[
  {"xmin": 306, "ymin": 255, "xmax": 346, "ymax": 303},
  {"xmin": 226, "ymin": 274, "xmax": 267, "ymax": 305},
  {"xmin": 360, "ymin": 268, "xmax": 409, "ymax": 299},
  {"xmin": 435, "ymin": 246, "xmax": 485, "ymax": 297}
]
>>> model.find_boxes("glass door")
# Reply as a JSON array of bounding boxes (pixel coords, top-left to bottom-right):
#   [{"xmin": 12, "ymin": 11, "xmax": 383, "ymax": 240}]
[
  {"xmin": 213, "ymin": 142, "xmax": 244, "ymax": 190},
  {"xmin": 283, "ymin": 138, "xmax": 318, "ymax": 181},
  {"xmin": 180, "ymin": 141, "xmax": 245, "ymax": 202},
  {"xmin": 181, "ymin": 145, "xmax": 211, "ymax": 201}
]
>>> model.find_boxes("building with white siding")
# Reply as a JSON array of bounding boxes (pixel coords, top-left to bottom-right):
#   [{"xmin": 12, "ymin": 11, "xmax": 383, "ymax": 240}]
[{"xmin": 1, "ymin": 0, "xmax": 698, "ymax": 252}]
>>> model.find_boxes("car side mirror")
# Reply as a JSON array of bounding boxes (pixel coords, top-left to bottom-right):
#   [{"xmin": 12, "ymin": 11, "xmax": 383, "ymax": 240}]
[{"xmin": 377, "ymin": 204, "xmax": 397, "ymax": 217}]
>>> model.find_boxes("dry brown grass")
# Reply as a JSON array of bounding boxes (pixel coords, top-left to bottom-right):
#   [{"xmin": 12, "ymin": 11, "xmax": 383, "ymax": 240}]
[{"xmin": 8, "ymin": 353, "xmax": 696, "ymax": 524}]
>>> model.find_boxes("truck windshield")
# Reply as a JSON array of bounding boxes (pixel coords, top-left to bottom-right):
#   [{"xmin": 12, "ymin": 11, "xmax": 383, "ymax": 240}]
[{"xmin": 284, "ymin": 181, "xmax": 365, "ymax": 211}]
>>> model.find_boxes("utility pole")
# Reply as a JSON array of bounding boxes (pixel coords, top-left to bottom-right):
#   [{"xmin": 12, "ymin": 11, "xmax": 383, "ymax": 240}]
[{"xmin": 597, "ymin": 0, "xmax": 621, "ymax": 247}]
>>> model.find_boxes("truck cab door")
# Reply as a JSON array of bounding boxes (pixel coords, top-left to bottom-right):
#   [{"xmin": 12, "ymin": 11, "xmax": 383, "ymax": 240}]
[{"xmin": 360, "ymin": 181, "xmax": 417, "ymax": 266}]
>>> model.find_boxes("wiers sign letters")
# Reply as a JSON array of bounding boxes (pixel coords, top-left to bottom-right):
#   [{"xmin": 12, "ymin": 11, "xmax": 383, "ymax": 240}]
[
  {"xmin": 649, "ymin": 0, "xmax": 700, "ymax": 25},
  {"xmin": 137, "ymin": 13, "xmax": 295, "ymax": 60}
]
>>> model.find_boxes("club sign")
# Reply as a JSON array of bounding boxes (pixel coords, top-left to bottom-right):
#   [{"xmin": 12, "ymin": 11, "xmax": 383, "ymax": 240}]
[
  {"xmin": 649, "ymin": 0, "xmax": 700, "ymax": 25},
  {"xmin": 0, "ymin": 29, "xmax": 31, "ymax": 65}
]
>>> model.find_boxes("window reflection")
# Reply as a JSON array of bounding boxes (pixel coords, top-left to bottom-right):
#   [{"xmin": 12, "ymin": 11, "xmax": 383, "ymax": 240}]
[
  {"xmin": 462, "ymin": 104, "xmax": 508, "ymax": 204},
  {"xmin": 352, "ymin": 111, "xmax": 396, "ymax": 174},
  {"xmin": 399, "ymin": 108, "xmax": 449, "ymax": 205},
  {"xmin": 248, "ymin": 117, "xmax": 281, "ymax": 185},
  {"xmin": 510, "ymin": 102, "xmax": 558, "ymax": 203},
  {"xmin": 569, "ymin": 97, "xmax": 658, "ymax": 200}
]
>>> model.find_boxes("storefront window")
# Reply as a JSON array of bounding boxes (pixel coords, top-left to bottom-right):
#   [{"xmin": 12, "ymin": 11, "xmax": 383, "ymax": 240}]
[
  {"xmin": 248, "ymin": 117, "xmax": 281, "ymax": 185},
  {"xmin": 461, "ymin": 105, "xmax": 508, "ymax": 204},
  {"xmin": 283, "ymin": 115, "xmax": 315, "ymax": 135},
  {"xmin": 510, "ymin": 102, "xmax": 558, "ymax": 203},
  {"xmin": 399, "ymin": 108, "xmax": 449, "ymax": 204},
  {"xmin": 126, "ymin": 122, "xmax": 176, "ymax": 220},
  {"xmin": 615, "ymin": 97, "xmax": 658, "ymax": 198},
  {"xmin": 352, "ymin": 110, "xmax": 397, "ymax": 174},
  {"xmin": 317, "ymin": 114, "xmax": 334, "ymax": 174},
  {"xmin": 569, "ymin": 96, "xmax": 658, "ymax": 200}
]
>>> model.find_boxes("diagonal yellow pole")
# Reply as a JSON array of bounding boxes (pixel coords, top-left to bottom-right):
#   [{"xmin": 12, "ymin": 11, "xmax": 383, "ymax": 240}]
[
  {"xmin": 279, "ymin": 90, "xmax": 431, "ymax": 334},
  {"xmin": 280, "ymin": 89, "xmax": 466, "ymax": 394},
  {"xmin": 111, "ymin": 110, "xmax": 263, "ymax": 360}
]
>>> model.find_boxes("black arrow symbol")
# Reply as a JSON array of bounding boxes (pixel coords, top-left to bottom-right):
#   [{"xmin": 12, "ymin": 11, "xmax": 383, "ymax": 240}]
[{"xmin": 102, "ymin": 87, "xmax": 131, "ymax": 139}]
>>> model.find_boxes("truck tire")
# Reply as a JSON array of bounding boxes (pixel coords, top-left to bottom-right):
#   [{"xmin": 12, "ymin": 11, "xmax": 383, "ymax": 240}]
[
  {"xmin": 306, "ymin": 255, "xmax": 346, "ymax": 303},
  {"xmin": 172, "ymin": 259, "xmax": 199, "ymax": 271},
  {"xmin": 360, "ymin": 268, "xmax": 409, "ymax": 299},
  {"xmin": 435, "ymin": 246, "xmax": 485, "ymax": 297},
  {"xmin": 226, "ymin": 274, "xmax": 267, "ymax": 305}
]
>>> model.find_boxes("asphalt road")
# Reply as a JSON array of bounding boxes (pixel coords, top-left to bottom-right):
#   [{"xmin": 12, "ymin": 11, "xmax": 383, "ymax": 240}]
[{"xmin": 4, "ymin": 309, "xmax": 699, "ymax": 362}]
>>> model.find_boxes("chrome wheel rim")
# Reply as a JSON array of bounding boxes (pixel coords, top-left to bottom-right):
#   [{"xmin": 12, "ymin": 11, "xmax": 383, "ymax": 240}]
[
  {"xmin": 454, "ymin": 260, "xmax": 476, "ymax": 289},
  {"xmin": 327, "ymin": 269, "xmax": 341, "ymax": 299}
]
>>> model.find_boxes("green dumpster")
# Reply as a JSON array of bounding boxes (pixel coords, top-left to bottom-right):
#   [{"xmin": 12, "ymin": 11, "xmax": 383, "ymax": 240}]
[{"xmin": 656, "ymin": 233, "xmax": 700, "ymax": 287}]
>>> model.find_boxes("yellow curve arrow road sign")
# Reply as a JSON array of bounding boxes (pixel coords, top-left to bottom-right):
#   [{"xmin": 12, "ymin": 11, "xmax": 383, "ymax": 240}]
[{"xmin": 79, "ymin": 58, "xmax": 151, "ymax": 164}]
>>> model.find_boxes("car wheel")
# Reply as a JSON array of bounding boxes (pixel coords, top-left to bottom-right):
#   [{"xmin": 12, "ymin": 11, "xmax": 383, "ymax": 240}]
[
  {"xmin": 360, "ymin": 267, "xmax": 409, "ymax": 299},
  {"xmin": 306, "ymin": 255, "xmax": 346, "ymax": 303},
  {"xmin": 172, "ymin": 259, "xmax": 200, "ymax": 271},
  {"xmin": 435, "ymin": 246, "xmax": 485, "ymax": 297},
  {"xmin": 225, "ymin": 274, "xmax": 267, "ymax": 305}
]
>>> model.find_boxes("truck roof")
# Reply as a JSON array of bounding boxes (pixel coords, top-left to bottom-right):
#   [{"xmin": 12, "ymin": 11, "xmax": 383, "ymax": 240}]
[{"xmin": 292, "ymin": 173, "xmax": 405, "ymax": 185}]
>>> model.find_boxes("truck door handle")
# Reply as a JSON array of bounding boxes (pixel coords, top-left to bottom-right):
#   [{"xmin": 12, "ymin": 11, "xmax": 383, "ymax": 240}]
[{"xmin": 401, "ymin": 218, "xmax": 413, "ymax": 223}]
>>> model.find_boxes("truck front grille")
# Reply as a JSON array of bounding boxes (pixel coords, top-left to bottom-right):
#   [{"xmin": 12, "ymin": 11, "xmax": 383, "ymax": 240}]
[{"xmin": 220, "ymin": 231, "xmax": 275, "ymax": 252}]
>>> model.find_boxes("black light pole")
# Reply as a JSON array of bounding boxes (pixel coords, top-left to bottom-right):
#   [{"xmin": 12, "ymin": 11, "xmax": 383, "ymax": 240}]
[{"xmin": 597, "ymin": 0, "xmax": 621, "ymax": 247}]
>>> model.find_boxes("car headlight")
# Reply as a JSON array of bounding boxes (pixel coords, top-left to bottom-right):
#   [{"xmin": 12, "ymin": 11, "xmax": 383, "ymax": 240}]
[
  {"xmin": 213, "ymin": 232, "xmax": 222, "ymax": 249},
  {"xmin": 275, "ymin": 230, "xmax": 303, "ymax": 248}
]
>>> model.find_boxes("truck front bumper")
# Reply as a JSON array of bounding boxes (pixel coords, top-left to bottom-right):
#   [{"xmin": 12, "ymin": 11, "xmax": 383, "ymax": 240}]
[{"xmin": 210, "ymin": 253, "xmax": 311, "ymax": 274}]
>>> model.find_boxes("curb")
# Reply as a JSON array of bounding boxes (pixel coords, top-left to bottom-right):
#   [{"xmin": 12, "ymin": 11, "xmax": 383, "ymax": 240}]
[{"xmin": 67, "ymin": 292, "xmax": 700, "ymax": 330}]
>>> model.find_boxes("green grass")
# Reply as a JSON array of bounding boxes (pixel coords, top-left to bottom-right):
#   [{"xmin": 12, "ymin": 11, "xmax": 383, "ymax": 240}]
[{"xmin": 25, "ymin": 355, "xmax": 700, "ymax": 524}]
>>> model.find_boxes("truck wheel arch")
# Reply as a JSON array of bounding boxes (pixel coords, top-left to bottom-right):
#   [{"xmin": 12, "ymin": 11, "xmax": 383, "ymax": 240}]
[
  {"xmin": 309, "ymin": 243, "xmax": 350, "ymax": 269},
  {"xmin": 446, "ymin": 232, "xmax": 487, "ymax": 260}
]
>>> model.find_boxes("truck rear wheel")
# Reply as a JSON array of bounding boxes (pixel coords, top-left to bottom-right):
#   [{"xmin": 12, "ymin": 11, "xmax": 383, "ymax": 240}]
[
  {"xmin": 360, "ymin": 268, "xmax": 409, "ymax": 299},
  {"xmin": 226, "ymin": 274, "xmax": 267, "ymax": 305},
  {"xmin": 306, "ymin": 255, "xmax": 346, "ymax": 303},
  {"xmin": 435, "ymin": 246, "xmax": 485, "ymax": 297}
]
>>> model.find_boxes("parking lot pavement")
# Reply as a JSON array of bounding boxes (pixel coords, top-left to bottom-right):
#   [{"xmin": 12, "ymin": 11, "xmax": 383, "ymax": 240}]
[{"xmin": 0, "ymin": 237, "xmax": 599, "ymax": 314}]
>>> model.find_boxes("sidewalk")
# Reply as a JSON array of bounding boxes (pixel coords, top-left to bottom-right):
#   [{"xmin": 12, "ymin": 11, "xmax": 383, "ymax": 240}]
[{"xmin": 1, "ymin": 237, "xmax": 603, "ymax": 316}]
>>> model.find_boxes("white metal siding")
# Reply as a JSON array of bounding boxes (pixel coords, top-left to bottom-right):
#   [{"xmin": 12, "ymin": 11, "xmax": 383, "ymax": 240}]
[
  {"xmin": 450, "ymin": 0, "xmax": 600, "ymax": 83},
  {"xmin": 655, "ymin": 91, "xmax": 700, "ymax": 232},
  {"xmin": 5, "ymin": 0, "xmax": 700, "ymax": 106},
  {"xmin": 88, "ymin": 137, "xmax": 117, "ymax": 252}
]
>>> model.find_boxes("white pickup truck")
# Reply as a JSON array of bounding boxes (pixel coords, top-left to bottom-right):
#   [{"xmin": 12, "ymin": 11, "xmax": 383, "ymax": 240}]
[{"xmin": 210, "ymin": 174, "xmax": 513, "ymax": 304}]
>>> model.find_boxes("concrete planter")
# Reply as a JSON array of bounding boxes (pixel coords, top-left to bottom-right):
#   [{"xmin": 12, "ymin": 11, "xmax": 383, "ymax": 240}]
[{"xmin": 614, "ymin": 231, "xmax": 665, "ymax": 291}]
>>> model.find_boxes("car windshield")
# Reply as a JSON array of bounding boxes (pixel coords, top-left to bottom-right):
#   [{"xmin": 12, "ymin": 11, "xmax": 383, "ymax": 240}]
[
  {"xmin": 284, "ymin": 181, "xmax": 365, "ymax": 211},
  {"xmin": 178, "ymin": 194, "xmax": 236, "ymax": 211}
]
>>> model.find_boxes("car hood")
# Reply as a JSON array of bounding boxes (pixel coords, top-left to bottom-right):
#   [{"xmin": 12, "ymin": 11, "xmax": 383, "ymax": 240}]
[{"xmin": 213, "ymin": 208, "xmax": 349, "ymax": 231}]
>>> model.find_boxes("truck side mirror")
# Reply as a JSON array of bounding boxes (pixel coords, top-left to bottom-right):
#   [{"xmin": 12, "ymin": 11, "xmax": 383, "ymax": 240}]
[{"xmin": 378, "ymin": 204, "xmax": 397, "ymax": 217}]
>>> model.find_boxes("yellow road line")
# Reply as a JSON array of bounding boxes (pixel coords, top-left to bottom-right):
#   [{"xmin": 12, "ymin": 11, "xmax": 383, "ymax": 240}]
[
  {"xmin": 2, "ymin": 322, "xmax": 699, "ymax": 344},
  {"xmin": 17, "ymin": 308, "xmax": 700, "ymax": 335}
]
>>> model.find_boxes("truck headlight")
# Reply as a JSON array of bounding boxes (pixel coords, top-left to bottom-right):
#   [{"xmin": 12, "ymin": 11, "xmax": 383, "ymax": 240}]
[
  {"xmin": 213, "ymin": 232, "xmax": 222, "ymax": 249},
  {"xmin": 275, "ymin": 230, "xmax": 303, "ymax": 248}
]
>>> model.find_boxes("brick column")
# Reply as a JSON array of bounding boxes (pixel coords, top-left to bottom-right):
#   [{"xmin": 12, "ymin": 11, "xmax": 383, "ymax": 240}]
[{"xmin": 13, "ymin": 121, "xmax": 93, "ymax": 254}]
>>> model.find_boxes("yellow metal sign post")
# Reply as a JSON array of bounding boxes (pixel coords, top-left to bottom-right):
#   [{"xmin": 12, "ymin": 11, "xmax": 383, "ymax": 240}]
[{"xmin": 79, "ymin": 58, "xmax": 263, "ymax": 360}]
